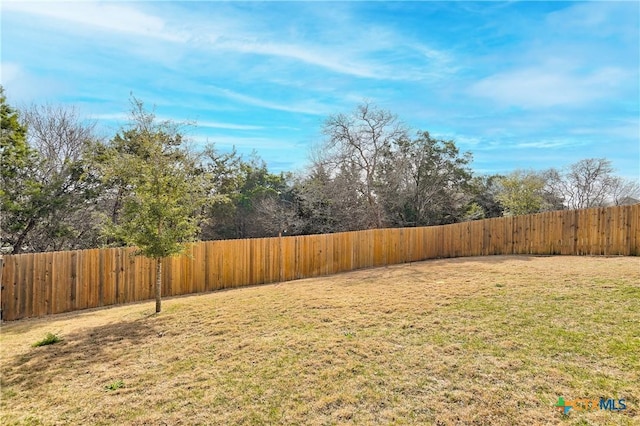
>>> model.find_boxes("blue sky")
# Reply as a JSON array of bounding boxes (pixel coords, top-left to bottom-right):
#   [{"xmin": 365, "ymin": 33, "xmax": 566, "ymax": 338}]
[{"xmin": 2, "ymin": 1, "xmax": 639, "ymax": 180}]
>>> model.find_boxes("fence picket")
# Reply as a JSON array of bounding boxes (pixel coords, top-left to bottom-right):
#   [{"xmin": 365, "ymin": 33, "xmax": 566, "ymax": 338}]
[{"xmin": 1, "ymin": 205, "xmax": 638, "ymax": 321}]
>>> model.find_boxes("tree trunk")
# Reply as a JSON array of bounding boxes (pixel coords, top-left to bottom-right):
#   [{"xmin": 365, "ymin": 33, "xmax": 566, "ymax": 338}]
[
  {"xmin": 13, "ymin": 218, "xmax": 36, "ymax": 254},
  {"xmin": 155, "ymin": 258, "xmax": 162, "ymax": 313}
]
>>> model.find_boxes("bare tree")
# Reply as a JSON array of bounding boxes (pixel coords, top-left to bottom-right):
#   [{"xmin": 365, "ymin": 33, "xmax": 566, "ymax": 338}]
[
  {"xmin": 23, "ymin": 104, "xmax": 96, "ymax": 176},
  {"xmin": 298, "ymin": 103, "xmax": 475, "ymax": 231},
  {"xmin": 547, "ymin": 158, "xmax": 625, "ymax": 209},
  {"xmin": 7, "ymin": 104, "xmax": 103, "ymax": 253},
  {"xmin": 609, "ymin": 177, "xmax": 640, "ymax": 205},
  {"xmin": 319, "ymin": 102, "xmax": 410, "ymax": 229},
  {"xmin": 254, "ymin": 194, "xmax": 303, "ymax": 237}
]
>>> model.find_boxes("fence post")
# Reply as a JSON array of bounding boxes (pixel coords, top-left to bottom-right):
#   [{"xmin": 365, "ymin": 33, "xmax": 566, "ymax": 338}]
[{"xmin": 279, "ymin": 232, "xmax": 283, "ymax": 283}]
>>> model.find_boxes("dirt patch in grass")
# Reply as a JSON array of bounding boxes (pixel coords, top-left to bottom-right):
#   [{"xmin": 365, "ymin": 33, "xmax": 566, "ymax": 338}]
[{"xmin": 1, "ymin": 255, "xmax": 638, "ymax": 425}]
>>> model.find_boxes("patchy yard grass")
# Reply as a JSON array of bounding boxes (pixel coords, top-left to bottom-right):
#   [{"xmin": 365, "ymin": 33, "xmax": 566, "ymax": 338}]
[{"xmin": 1, "ymin": 255, "xmax": 638, "ymax": 425}]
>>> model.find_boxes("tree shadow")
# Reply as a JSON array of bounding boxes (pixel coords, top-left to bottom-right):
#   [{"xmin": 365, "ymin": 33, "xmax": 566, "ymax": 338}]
[
  {"xmin": 2, "ymin": 312, "xmax": 171, "ymax": 391},
  {"xmin": 411, "ymin": 254, "xmax": 539, "ymax": 265}
]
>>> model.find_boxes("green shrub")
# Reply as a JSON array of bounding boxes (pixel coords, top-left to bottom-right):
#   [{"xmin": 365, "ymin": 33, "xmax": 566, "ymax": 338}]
[
  {"xmin": 105, "ymin": 380, "xmax": 124, "ymax": 391},
  {"xmin": 32, "ymin": 333, "xmax": 61, "ymax": 347}
]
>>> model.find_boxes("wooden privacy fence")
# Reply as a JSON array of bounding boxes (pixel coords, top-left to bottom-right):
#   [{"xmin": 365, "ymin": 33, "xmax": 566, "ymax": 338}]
[{"xmin": 1, "ymin": 204, "xmax": 638, "ymax": 321}]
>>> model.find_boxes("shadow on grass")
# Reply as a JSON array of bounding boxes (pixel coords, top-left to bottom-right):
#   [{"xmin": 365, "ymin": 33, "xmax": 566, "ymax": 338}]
[
  {"xmin": 2, "ymin": 312, "xmax": 170, "ymax": 391},
  {"xmin": 409, "ymin": 254, "xmax": 538, "ymax": 265}
]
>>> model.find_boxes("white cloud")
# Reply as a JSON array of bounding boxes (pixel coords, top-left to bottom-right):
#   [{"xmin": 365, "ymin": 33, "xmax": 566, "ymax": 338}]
[
  {"xmin": 92, "ymin": 113, "xmax": 128, "ymax": 121},
  {"xmin": 92, "ymin": 113, "xmax": 265, "ymax": 131},
  {"xmin": 186, "ymin": 4, "xmax": 454, "ymax": 82},
  {"xmin": 514, "ymin": 139, "xmax": 580, "ymax": 150},
  {"xmin": 1, "ymin": 62, "xmax": 21, "ymax": 84},
  {"xmin": 546, "ymin": 1, "xmax": 639, "ymax": 38},
  {"xmin": 567, "ymin": 119, "xmax": 640, "ymax": 141},
  {"xmin": 0, "ymin": 62, "xmax": 65, "ymax": 102},
  {"xmin": 194, "ymin": 120, "xmax": 264, "ymax": 131},
  {"xmin": 2, "ymin": 1, "xmax": 186, "ymax": 42},
  {"xmin": 469, "ymin": 66, "xmax": 630, "ymax": 109},
  {"xmin": 206, "ymin": 86, "xmax": 331, "ymax": 116},
  {"xmin": 3, "ymin": 1, "xmax": 455, "ymax": 83},
  {"xmin": 191, "ymin": 134, "xmax": 298, "ymax": 150},
  {"xmin": 209, "ymin": 36, "xmax": 457, "ymax": 82},
  {"xmin": 466, "ymin": 2, "xmax": 638, "ymax": 111},
  {"xmin": 217, "ymin": 39, "xmax": 379, "ymax": 79}
]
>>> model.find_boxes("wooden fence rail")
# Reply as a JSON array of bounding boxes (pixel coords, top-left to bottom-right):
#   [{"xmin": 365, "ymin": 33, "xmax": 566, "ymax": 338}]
[{"xmin": 1, "ymin": 205, "xmax": 638, "ymax": 321}]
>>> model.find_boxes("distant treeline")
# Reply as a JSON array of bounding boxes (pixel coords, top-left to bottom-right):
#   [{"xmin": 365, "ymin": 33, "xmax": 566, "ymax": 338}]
[{"xmin": 2, "ymin": 89, "xmax": 638, "ymax": 254}]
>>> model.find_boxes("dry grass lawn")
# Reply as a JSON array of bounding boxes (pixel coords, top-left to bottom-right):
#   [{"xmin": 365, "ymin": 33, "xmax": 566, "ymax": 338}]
[{"xmin": 1, "ymin": 255, "xmax": 639, "ymax": 425}]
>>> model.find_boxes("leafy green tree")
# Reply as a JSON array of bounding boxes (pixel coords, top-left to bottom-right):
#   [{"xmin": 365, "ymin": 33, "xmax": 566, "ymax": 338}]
[
  {"xmin": 0, "ymin": 87, "xmax": 38, "ymax": 253},
  {"xmin": 200, "ymin": 146, "xmax": 289, "ymax": 239},
  {"xmin": 0, "ymin": 87, "xmax": 29, "ymax": 178},
  {"xmin": 496, "ymin": 170, "xmax": 550, "ymax": 216},
  {"xmin": 462, "ymin": 202, "xmax": 486, "ymax": 221},
  {"xmin": 199, "ymin": 145, "xmax": 243, "ymax": 239},
  {"xmin": 1, "ymin": 93, "xmax": 101, "ymax": 253},
  {"xmin": 467, "ymin": 174, "xmax": 504, "ymax": 219},
  {"xmin": 292, "ymin": 164, "xmax": 345, "ymax": 234},
  {"xmin": 379, "ymin": 131, "xmax": 473, "ymax": 226},
  {"xmin": 100, "ymin": 99, "xmax": 208, "ymax": 313}
]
